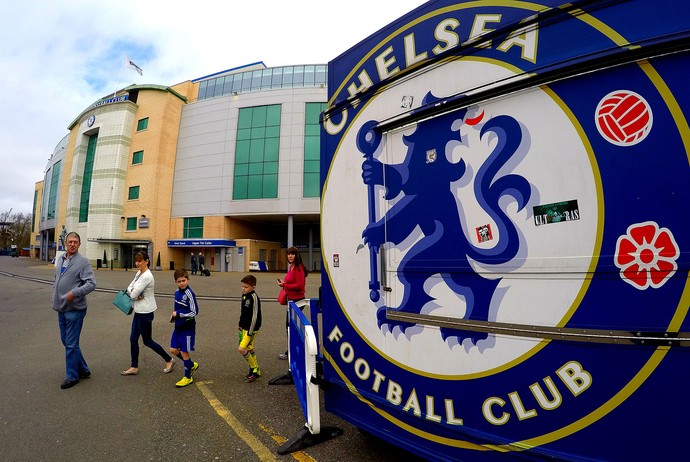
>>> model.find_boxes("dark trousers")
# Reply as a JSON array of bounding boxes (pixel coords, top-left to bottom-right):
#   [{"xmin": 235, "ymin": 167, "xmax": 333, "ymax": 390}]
[{"xmin": 129, "ymin": 312, "xmax": 171, "ymax": 368}]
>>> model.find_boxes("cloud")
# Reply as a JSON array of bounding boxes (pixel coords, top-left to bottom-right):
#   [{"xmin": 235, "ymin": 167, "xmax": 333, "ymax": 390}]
[{"xmin": 0, "ymin": 0, "xmax": 423, "ymax": 214}]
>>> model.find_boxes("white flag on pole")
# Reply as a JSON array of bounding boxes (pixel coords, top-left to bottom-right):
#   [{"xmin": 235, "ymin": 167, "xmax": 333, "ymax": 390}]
[{"xmin": 125, "ymin": 55, "xmax": 143, "ymax": 76}]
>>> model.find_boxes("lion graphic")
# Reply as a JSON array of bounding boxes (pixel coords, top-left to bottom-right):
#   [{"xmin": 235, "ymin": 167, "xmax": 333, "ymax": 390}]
[{"xmin": 358, "ymin": 92, "xmax": 531, "ymax": 346}]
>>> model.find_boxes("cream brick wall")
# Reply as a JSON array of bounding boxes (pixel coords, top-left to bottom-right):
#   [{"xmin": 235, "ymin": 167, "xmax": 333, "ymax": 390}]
[
  {"xmin": 63, "ymin": 103, "xmax": 136, "ymax": 259},
  {"xmin": 32, "ymin": 181, "xmax": 44, "ymax": 257},
  {"xmin": 56, "ymin": 87, "xmax": 188, "ymax": 263}
]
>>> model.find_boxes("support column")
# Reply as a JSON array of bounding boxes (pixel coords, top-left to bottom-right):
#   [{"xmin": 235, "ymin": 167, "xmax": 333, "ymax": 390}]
[
  {"xmin": 308, "ymin": 225, "xmax": 314, "ymax": 271},
  {"xmin": 287, "ymin": 215, "xmax": 294, "ymax": 248}
]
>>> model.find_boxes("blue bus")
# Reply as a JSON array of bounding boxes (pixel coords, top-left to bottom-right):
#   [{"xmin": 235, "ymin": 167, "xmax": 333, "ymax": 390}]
[{"xmin": 296, "ymin": 1, "xmax": 690, "ymax": 460}]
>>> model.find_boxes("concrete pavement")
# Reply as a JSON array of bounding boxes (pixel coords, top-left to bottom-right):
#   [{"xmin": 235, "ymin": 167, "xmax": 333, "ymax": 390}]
[{"xmin": 0, "ymin": 256, "xmax": 413, "ymax": 462}]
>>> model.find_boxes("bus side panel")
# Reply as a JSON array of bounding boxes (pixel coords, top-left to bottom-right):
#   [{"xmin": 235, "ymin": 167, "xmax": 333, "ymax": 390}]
[{"xmin": 320, "ymin": 1, "xmax": 690, "ymax": 460}]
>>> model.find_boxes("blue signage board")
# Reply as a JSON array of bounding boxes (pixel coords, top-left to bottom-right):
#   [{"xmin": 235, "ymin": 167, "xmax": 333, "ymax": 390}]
[
  {"xmin": 319, "ymin": 1, "xmax": 690, "ymax": 460},
  {"xmin": 167, "ymin": 239, "xmax": 236, "ymax": 247},
  {"xmin": 92, "ymin": 94, "xmax": 128, "ymax": 109}
]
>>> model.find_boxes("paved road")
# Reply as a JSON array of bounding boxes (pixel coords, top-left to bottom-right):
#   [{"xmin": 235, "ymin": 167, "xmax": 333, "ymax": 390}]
[{"xmin": 0, "ymin": 257, "xmax": 414, "ymax": 462}]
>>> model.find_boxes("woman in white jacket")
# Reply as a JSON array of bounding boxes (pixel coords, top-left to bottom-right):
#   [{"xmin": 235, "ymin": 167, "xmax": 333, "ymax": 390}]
[{"xmin": 121, "ymin": 251, "xmax": 174, "ymax": 375}]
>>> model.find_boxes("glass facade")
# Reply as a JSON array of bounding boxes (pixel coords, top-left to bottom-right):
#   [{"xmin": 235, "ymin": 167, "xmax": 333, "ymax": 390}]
[
  {"xmin": 79, "ymin": 135, "xmax": 97, "ymax": 223},
  {"xmin": 304, "ymin": 103, "xmax": 325, "ymax": 198},
  {"xmin": 197, "ymin": 65, "xmax": 327, "ymax": 100},
  {"xmin": 233, "ymin": 105, "xmax": 281, "ymax": 200},
  {"xmin": 46, "ymin": 160, "xmax": 61, "ymax": 220},
  {"xmin": 183, "ymin": 217, "xmax": 204, "ymax": 238}
]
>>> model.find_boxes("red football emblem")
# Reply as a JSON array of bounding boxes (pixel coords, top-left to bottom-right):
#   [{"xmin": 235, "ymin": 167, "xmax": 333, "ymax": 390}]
[{"xmin": 595, "ymin": 90, "xmax": 653, "ymax": 146}]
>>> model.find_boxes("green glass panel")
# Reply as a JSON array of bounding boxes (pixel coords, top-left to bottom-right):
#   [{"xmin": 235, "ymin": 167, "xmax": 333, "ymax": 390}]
[
  {"xmin": 249, "ymin": 139, "xmax": 265, "ymax": 162},
  {"xmin": 132, "ymin": 150, "xmax": 143, "ymax": 164},
  {"xmin": 137, "ymin": 118, "xmax": 149, "ymax": 131},
  {"xmin": 234, "ymin": 163, "xmax": 248, "ymax": 176},
  {"xmin": 237, "ymin": 128, "xmax": 251, "ymax": 141},
  {"xmin": 238, "ymin": 109, "xmax": 252, "ymax": 129},
  {"xmin": 305, "ymin": 125, "xmax": 320, "ymax": 137},
  {"xmin": 265, "ymin": 126, "xmax": 280, "ymax": 138},
  {"xmin": 304, "ymin": 160, "xmax": 320, "ymax": 173},
  {"xmin": 47, "ymin": 161, "xmax": 61, "ymax": 220},
  {"xmin": 79, "ymin": 135, "xmax": 97, "ymax": 222},
  {"xmin": 126, "ymin": 217, "xmax": 137, "ymax": 230},
  {"xmin": 265, "ymin": 138, "xmax": 279, "ymax": 161},
  {"xmin": 266, "ymin": 105, "xmax": 281, "ymax": 126},
  {"xmin": 252, "ymin": 106, "xmax": 267, "ymax": 127},
  {"xmin": 235, "ymin": 140, "xmax": 250, "ymax": 163},
  {"xmin": 263, "ymin": 174, "xmax": 278, "ymax": 198},
  {"xmin": 305, "ymin": 103, "xmax": 321, "ymax": 123},
  {"xmin": 233, "ymin": 176, "xmax": 248, "ymax": 199},
  {"xmin": 305, "ymin": 137, "xmax": 320, "ymax": 159},
  {"xmin": 303, "ymin": 172, "xmax": 320, "ymax": 197},
  {"xmin": 251, "ymin": 126, "xmax": 266, "ymax": 139},
  {"xmin": 248, "ymin": 163, "xmax": 264, "ymax": 175},
  {"xmin": 183, "ymin": 217, "xmax": 204, "ymax": 238},
  {"xmin": 247, "ymin": 176, "xmax": 263, "ymax": 198},
  {"xmin": 234, "ymin": 104, "xmax": 285, "ymax": 199}
]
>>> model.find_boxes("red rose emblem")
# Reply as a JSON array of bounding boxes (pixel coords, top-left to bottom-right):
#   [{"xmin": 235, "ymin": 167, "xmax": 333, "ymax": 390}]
[{"xmin": 615, "ymin": 221, "xmax": 679, "ymax": 289}]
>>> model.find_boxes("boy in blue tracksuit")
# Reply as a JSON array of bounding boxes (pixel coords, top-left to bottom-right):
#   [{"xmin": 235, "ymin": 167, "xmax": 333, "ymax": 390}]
[{"xmin": 170, "ymin": 268, "xmax": 199, "ymax": 387}]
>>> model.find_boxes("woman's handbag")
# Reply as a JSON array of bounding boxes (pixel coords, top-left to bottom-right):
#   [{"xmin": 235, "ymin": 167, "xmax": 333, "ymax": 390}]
[
  {"xmin": 113, "ymin": 290, "xmax": 133, "ymax": 315},
  {"xmin": 278, "ymin": 288, "xmax": 288, "ymax": 306}
]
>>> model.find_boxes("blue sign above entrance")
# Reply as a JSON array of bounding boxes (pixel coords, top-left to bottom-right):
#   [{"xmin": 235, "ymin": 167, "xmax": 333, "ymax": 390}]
[{"xmin": 167, "ymin": 239, "xmax": 236, "ymax": 247}]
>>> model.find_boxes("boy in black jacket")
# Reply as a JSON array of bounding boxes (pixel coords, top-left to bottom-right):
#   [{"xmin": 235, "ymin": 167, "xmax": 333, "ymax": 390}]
[{"xmin": 238, "ymin": 274, "xmax": 262, "ymax": 382}]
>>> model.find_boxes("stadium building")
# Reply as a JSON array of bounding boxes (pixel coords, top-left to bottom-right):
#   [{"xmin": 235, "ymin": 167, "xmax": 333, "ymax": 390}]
[{"xmin": 32, "ymin": 62, "xmax": 326, "ymax": 272}]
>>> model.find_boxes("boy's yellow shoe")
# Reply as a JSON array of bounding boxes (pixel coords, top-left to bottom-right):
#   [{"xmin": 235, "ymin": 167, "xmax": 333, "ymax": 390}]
[
  {"xmin": 176, "ymin": 376, "xmax": 194, "ymax": 387},
  {"xmin": 191, "ymin": 362, "xmax": 199, "ymax": 374}
]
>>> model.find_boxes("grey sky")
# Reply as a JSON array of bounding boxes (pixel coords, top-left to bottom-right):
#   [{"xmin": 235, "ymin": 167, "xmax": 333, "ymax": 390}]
[{"xmin": 0, "ymin": 0, "xmax": 424, "ymax": 215}]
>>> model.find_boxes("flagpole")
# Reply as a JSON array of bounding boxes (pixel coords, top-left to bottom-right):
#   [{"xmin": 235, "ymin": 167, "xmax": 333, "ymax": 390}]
[{"xmin": 113, "ymin": 55, "xmax": 126, "ymax": 99}]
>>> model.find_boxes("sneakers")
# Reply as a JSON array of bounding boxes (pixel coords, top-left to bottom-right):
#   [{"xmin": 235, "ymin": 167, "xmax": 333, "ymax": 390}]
[
  {"xmin": 176, "ymin": 376, "xmax": 194, "ymax": 387},
  {"xmin": 245, "ymin": 368, "xmax": 261, "ymax": 383},
  {"xmin": 175, "ymin": 363, "xmax": 198, "ymax": 387}
]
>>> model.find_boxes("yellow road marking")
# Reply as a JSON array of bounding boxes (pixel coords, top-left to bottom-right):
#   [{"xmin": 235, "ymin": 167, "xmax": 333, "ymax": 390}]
[{"xmin": 196, "ymin": 381, "xmax": 278, "ymax": 461}]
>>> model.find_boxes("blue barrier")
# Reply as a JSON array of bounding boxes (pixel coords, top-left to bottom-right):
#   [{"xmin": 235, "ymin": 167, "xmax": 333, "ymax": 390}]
[{"xmin": 276, "ymin": 299, "xmax": 342, "ymax": 454}]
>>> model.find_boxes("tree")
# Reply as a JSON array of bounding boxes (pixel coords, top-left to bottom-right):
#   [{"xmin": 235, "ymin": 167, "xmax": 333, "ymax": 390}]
[{"xmin": 0, "ymin": 210, "xmax": 32, "ymax": 250}]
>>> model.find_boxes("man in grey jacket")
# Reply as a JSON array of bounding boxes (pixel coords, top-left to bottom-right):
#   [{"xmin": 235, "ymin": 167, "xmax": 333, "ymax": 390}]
[{"xmin": 52, "ymin": 232, "xmax": 96, "ymax": 389}]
